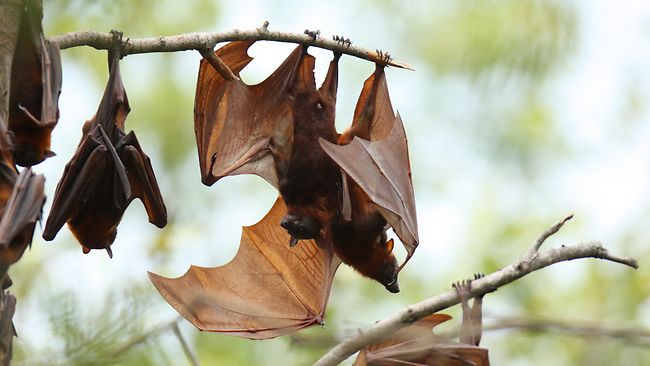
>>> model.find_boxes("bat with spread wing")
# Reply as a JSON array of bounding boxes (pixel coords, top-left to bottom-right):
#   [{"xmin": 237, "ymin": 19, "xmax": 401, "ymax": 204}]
[
  {"xmin": 193, "ymin": 41, "xmax": 417, "ymax": 292},
  {"xmin": 42, "ymin": 45, "xmax": 167, "ymax": 257},
  {"xmin": 8, "ymin": 0, "xmax": 62, "ymax": 166},
  {"xmin": 149, "ymin": 197, "xmax": 341, "ymax": 339}
]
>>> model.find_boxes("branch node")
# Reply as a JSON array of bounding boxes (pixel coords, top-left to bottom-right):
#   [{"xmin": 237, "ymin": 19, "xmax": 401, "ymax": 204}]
[
  {"xmin": 524, "ymin": 213, "xmax": 574, "ymax": 262},
  {"xmin": 198, "ymin": 48, "xmax": 239, "ymax": 81}
]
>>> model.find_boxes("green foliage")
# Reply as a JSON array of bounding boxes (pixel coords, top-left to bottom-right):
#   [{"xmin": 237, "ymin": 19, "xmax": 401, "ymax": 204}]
[{"xmin": 14, "ymin": 288, "xmax": 173, "ymax": 366}]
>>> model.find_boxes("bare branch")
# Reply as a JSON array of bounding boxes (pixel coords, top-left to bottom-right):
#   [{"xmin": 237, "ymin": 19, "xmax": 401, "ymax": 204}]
[
  {"xmin": 313, "ymin": 232, "xmax": 637, "ymax": 366},
  {"xmin": 485, "ymin": 316, "xmax": 650, "ymax": 346},
  {"xmin": 198, "ymin": 48, "xmax": 238, "ymax": 81},
  {"xmin": 47, "ymin": 25, "xmax": 414, "ymax": 70},
  {"xmin": 524, "ymin": 214, "xmax": 573, "ymax": 262},
  {"xmin": 172, "ymin": 322, "xmax": 200, "ymax": 366}
]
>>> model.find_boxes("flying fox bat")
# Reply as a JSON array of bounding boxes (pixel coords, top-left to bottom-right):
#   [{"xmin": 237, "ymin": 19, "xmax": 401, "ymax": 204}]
[
  {"xmin": 353, "ymin": 277, "xmax": 491, "ymax": 366},
  {"xmin": 42, "ymin": 48, "xmax": 166, "ymax": 257},
  {"xmin": 8, "ymin": 0, "xmax": 62, "ymax": 166},
  {"xmin": 193, "ymin": 41, "xmax": 418, "ymax": 292},
  {"xmin": 149, "ymin": 197, "xmax": 341, "ymax": 339},
  {"xmin": 0, "ymin": 168, "xmax": 45, "ymax": 279}
]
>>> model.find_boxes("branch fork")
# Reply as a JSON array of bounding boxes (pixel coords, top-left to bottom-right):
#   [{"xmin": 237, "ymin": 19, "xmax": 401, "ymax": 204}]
[{"xmin": 312, "ymin": 215, "xmax": 638, "ymax": 366}]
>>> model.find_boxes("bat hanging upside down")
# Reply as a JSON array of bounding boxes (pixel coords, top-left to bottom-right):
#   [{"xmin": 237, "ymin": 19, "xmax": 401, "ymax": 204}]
[
  {"xmin": 149, "ymin": 40, "xmax": 418, "ymax": 338},
  {"xmin": 194, "ymin": 40, "xmax": 418, "ymax": 292}
]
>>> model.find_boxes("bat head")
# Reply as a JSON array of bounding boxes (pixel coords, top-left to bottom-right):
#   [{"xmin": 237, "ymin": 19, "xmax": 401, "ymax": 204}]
[
  {"xmin": 376, "ymin": 239, "xmax": 400, "ymax": 293},
  {"xmin": 280, "ymin": 213, "xmax": 320, "ymax": 240},
  {"xmin": 68, "ymin": 215, "xmax": 119, "ymax": 255}
]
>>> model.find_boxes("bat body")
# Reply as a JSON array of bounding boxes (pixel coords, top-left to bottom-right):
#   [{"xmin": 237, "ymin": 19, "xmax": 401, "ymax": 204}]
[
  {"xmin": 8, "ymin": 0, "xmax": 62, "ymax": 166},
  {"xmin": 42, "ymin": 48, "xmax": 166, "ymax": 256},
  {"xmin": 0, "ymin": 168, "xmax": 45, "ymax": 278}
]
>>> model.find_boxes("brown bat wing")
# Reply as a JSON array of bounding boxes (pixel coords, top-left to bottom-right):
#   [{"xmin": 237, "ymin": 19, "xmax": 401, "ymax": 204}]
[
  {"xmin": 118, "ymin": 132, "xmax": 167, "ymax": 228},
  {"xmin": 41, "ymin": 135, "xmax": 112, "ymax": 241},
  {"xmin": 149, "ymin": 197, "xmax": 341, "ymax": 339},
  {"xmin": 0, "ymin": 168, "xmax": 45, "ymax": 274},
  {"xmin": 319, "ymin": 65, "xmax": 418, "ymax": 271},
  {"xmin": 194, "ymin": 41, "xmax": 314, "ymax": 187},
  {"xmin": 354, "ymin": 314, "xmax": 490, "ymax": 366},
  {"xmin": 8, "ymin": 0, "xmax": 62, "ymax": 166}
]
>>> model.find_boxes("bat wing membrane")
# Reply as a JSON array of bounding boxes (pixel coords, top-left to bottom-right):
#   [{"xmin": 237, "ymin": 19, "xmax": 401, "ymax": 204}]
[{"xmin": 149, "ymin": 197, "xmax": 340, "ymax": 339}]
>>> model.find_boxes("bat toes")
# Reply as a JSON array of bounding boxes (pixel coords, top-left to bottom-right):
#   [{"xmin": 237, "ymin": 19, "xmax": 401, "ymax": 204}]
[
  {"xmin": 375, "ymin": 49, "xmax": 392, "ymax": 63},
  {"xmin": 332, "ymin": 35, "xmax": 352, "ymax": 48},
  {"xmin": 304, "ymin": 29, "xmax": 321, "ymax": 41}
]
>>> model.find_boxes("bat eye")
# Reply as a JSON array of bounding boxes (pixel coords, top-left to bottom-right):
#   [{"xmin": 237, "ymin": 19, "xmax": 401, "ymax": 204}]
[{"xmin": 315, "ymin": 102, "xmax": 323, "ymax": 110}]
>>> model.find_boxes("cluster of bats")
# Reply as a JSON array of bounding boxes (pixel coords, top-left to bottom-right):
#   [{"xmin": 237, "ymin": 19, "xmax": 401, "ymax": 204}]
[{"xmin": 5, "ymin": 1, "xmax": 490, "ymax": 363}]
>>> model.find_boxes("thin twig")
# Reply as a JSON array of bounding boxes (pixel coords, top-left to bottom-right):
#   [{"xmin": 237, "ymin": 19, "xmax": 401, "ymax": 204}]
[
  {"xmin": 112, "ymin": 317, "xmax": 181, "ymax": 355},
  {"xmin": 47, "ymin": 24, "xmax": 414, "ymax": 70},
  {"xmin": 172, "ymin": 322, "xmax": 200, "ymax": 366},
  {"xmin": 313, "ymin": 233, "xmax": 637, "ymax": 366},
  {"xmin": 484, "ymin": 316, "xmax": 650, "ymax": 347},
  {"xmin": 524, "ymin": 214, "xmax": 573, "ymax": 262},
  {"xmin": 198, "ymin": 48, "xmax": 238, "ymax": 81}
]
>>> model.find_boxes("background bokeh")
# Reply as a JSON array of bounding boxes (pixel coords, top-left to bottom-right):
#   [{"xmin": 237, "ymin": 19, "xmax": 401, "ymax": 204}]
[{"xmin": 8, "ymin": 0, "xmax": 650, "ymax": 364}]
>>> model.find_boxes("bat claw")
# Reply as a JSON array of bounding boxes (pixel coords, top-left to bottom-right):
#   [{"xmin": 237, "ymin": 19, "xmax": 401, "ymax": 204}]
[
  {"xmin": 332, "ymin": 35, "xmax": 352, "ymax": 48},
  {"xmin": 375, "ymin": 49, "xmax": 392, "ymax": 63},
  {"xmin": 106, "ymin": 246, "xmax": 113, "ymax": 258},
  {"xmin": 289, "ymin": 236, "xmax": 299, "ymax": 247},
  {"xmin": 304, "ymin": 29, "xmax": 321, "ymax": 41}
]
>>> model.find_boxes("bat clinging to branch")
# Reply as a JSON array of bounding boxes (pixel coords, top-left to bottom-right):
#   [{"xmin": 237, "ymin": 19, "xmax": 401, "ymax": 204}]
[
  {"xmin": 8, "ymin": 0, "xmax": 62, "ymax": 166},
  {"xmin": 0, "ymin": 168, "xmax": 45, "ymax": 278},
  {"xmin": 194, "ymin": 41, "xmax": 418, "ymax": 291},
  {"xmin": 151, "ymin": 40, "xmax": 418, "ymax": 337},
  {"xmin": 42, "ymin": 44, "xmax": 166, "ymax": 257}
]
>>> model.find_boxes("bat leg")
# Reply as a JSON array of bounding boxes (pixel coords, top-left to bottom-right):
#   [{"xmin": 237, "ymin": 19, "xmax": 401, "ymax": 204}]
[
  {"xmin": 454, "ymin": 274, "xmax": 490, "ymax": 346},
  {"xmin": 118, "ymin": 132, "xmax": 167, "ymax": 228}
]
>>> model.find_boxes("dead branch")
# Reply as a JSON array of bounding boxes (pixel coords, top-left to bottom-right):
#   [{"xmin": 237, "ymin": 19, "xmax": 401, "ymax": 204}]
[
  {"xmin": 485, "ymin": 316, "xmax": 650, "ymax": 347},
  {"xmin": 47, "ymin": 22, "xmax": 413, "ymax": 70},
  {"xmin": 313, "ymin": 216, "xmax": 638, "ymax": 366}
]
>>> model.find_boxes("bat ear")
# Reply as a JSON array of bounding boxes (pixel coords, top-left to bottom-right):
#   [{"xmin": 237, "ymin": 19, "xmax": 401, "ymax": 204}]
[
  {"xmin": 44, "ymin": 150, "xmax": 56, "ymax": 158},
  {"xmin": 386, "ymin": 238, "xmax": 394, "ymax": 253}
]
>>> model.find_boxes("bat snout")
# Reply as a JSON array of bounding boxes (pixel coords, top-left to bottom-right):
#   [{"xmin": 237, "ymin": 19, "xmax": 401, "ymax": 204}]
[
  {"xmin": 384, "ymin": 280, "xmax": 400, "ymax": 293},
  {"xmin": 280, "ymin": 214, "xmax": 320, "ymax": 239}
]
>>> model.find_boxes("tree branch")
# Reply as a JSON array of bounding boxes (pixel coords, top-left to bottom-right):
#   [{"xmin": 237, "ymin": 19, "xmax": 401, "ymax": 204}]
[
  {"xmin": 485, "ymin": 316, "xmax": 650, "ymax": 347},
  {"xmin": 47, "ymin": 23, "xmax": 414, "ymax": 70},
  {"xmin": 313, "ymin": 217, "xmax": 638, "ymax": 366}
]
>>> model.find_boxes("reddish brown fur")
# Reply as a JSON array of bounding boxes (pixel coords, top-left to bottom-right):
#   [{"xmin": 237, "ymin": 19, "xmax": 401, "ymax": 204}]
[{"xmin": 275, "ymin": 89, "xmax": 399, "ymax": 291}]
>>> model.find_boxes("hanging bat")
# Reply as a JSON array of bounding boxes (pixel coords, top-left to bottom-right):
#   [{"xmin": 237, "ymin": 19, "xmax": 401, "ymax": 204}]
[
  {"xmin": 8, "ymin": 0, "xmax": 62, "ymax": 166},
  {"xmin": 42, "ymin": 47, "xmax": 167, "ymax": 257},
  {"xmin": 149, "ymin": 197, "xmax": 341, "ymax": 339},
  {"xmin": 353, "ymin": 277, "xmax": 491, "ymax": 366},
  {"xmin": 0, "ymin": 168, "xmax": 45, "ymax": 278},
  {"xmin": 193, "ymin": 41, "xmax": 417, "ymax": 292}
]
